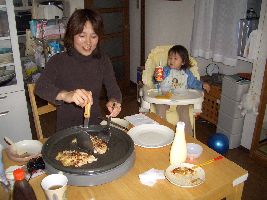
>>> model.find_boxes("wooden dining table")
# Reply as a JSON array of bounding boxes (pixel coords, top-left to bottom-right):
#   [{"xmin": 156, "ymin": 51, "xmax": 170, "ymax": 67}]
[{"xmin": 3, "ymin": 112, "xmax": 248, "ymax": 200}]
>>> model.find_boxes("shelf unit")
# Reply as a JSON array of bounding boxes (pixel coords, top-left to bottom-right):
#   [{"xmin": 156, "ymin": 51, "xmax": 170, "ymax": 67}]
[
  {"xmin": 237, "ymin": 56, "xmax": 253, "ymax": 63},
  {"xmin": 216, "ymin": 75, "xmax": 250, "ymax": 149},
  {"xmin": 0, "ymin": 36, "xmax": 11, "ymax": 40},
  {"xmin": 200, "ymin": 84, "xmax": 222, "ymax": 125},
  {"xmin": 0, "ymin": 0, "xmax": 32, "ymax": 146},
  {"xmin": 14, "ymin": 6, "xmax": 32, "ymax": 11}
]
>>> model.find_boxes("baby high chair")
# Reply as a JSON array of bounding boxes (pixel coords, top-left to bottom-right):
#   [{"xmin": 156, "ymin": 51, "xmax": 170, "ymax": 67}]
[{"xmin": 139, "ymin": 45, "xmax": 201, "ymax": 137}]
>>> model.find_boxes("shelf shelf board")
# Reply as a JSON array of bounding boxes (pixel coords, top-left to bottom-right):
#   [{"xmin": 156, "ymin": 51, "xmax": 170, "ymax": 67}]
[
  {"xmin": 14, "ymin": 6, "xmax": 32, "ymax": 11},
  {"xmin": 0, "ymin": 62, "xmax": 15, "ymax": 68},
  {"xmin": 237, "ymin": 56, "xmax": 253, "ymax": 63},
  {"xmin": 0, "ymin": 4, "xmax": 6, "ymax": 9},
  {"xmin": 0, "ymin": 36, "xmax": 11, "ymax": 40}
]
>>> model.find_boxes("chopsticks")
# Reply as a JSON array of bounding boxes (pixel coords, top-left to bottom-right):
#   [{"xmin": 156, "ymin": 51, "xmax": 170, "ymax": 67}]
[
  {"xmin": 110, "ymin": 121, "xmax": 129, "ymax": 131},
  {"xmin": 99, "ymin": 117, "xmax": 129, "ymax": 131},
  {"xmin": 192, "ymin": 156, "xmax": 224, "ymax": 169}
]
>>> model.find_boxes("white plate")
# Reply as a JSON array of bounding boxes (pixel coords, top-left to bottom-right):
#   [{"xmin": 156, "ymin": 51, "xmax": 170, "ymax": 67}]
[
  {"xmin": 127, "ymin": 124, "xmax": 174, "ymax": 148},
  {"xmin": 165, "ymin": 163, "xmax": 205, "ymax": 188}
]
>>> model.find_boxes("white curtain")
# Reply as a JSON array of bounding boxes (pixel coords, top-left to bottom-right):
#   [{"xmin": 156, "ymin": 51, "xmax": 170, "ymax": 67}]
[{"xmin": 190, "ymin": 0, "xmax": 247, "ymax": 66}]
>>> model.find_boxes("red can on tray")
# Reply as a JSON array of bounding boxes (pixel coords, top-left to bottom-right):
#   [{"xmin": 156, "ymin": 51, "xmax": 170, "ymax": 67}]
[{"xmin": 155, "ymin": 65, "xmax": 164, "ymax": 82}]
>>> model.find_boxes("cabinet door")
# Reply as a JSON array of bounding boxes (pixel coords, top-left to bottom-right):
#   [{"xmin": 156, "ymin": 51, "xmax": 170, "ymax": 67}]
[
  {"xmin": 84, "ymin": 0, "xmax": 130, "ymax": 93},
  {"xmin": 0, "ymin": 91, "xmax": 32, "ymax": 147},
  {"xmin": 0, "ymin": 0, "xmax": 24, "ymax": 93}
]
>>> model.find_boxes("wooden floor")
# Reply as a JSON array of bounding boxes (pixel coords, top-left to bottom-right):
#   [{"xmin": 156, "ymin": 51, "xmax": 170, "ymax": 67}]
[{"xmin": 28, "ymin": 83, "xmax": 267, "ymax": 200}]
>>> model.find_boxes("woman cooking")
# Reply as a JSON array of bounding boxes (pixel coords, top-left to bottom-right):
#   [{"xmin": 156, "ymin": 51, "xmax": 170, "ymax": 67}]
[{"xmin": 35, "ymin": 9, "xmax": 122, "ymax": 131}]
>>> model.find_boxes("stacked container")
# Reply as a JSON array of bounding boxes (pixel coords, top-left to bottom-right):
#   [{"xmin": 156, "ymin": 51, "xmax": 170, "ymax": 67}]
[{"xmin": 216, "ymin": 75, "xmax": 250, "ymax": 149}]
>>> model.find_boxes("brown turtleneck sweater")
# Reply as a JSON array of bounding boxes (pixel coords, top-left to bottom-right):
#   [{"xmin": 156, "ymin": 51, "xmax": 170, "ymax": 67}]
[{"xmin": 35, "ymin": 49, "xmax": 122, "ymax": 131}]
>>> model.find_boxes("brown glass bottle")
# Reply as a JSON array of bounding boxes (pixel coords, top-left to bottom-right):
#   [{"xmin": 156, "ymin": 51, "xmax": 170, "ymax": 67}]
[{"xmin": 13, "ymin": 168, "xmax": 37, "ymax": 200}]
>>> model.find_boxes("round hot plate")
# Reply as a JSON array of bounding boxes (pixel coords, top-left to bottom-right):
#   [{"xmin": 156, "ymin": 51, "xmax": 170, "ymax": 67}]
[{"xmin": 42, "ymin": 126, "xmax": 135, "ymax": 186}]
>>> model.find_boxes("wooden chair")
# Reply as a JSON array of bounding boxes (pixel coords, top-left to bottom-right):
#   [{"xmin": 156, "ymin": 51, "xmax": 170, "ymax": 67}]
[{"xmin": 27, "ymin": 83, "xmax": 56, "ymax": 139}]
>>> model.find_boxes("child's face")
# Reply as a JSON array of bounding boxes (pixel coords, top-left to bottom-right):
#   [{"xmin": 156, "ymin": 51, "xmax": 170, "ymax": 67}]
[{"xmin": 167, "ymin": 53, "xmax": 184, "ymax": 69}]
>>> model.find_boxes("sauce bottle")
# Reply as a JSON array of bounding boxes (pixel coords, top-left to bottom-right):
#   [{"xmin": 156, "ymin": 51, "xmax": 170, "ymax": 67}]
[
  {"xmin": 13, "ymin": 168, "xmax": 37, "ymax": 200},
  {"xmin": 170, "ymin": 122, "xmax": 187, "ymax": 165},
  {"xmin": 155, "ymin": 61, "xmax": 164, "ymax": 82}
]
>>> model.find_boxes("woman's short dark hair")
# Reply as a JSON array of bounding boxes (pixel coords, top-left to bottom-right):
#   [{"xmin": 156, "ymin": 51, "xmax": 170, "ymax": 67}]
[
  {"xmin": 64, "ymin": 9, "xmax": 103, "ymax": 58},
  {"xmin": 168, "ymin": 45, "xmax": 192, "ymax": 70}
]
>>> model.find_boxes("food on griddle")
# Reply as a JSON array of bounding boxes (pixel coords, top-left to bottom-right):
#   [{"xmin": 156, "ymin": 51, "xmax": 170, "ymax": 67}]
[
  {"xmin": 90, "ymin": 136, "xmax": 108, "ymax": 154},
  {"xmin": 56, "ymin": 150, "xmax": 97, "ymax": 167},
  {"xmin": 171, "ymin": 167, "xmax": 196, "ymax": 176}
]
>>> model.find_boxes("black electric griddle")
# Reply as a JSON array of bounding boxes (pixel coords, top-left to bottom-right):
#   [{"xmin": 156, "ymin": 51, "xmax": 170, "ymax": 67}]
[{"xmin": 41, "ymin": 125, "xmax": 135, "ymax": 186}]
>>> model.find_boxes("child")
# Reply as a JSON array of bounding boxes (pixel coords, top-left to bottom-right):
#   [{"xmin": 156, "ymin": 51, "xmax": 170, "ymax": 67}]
[{"xmin": 154, "ymin": 45, "xmax": 210, "ymax": 135}]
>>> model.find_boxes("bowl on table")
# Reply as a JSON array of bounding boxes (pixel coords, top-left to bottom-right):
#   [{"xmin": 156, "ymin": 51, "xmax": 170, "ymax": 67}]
[
  {"xmin": 187, "ymin": 143, "xmax": 203, "ymax": 160},
  {"xmin": 6, "ymin": 140, "xmax": 43, "ymax": 162}
]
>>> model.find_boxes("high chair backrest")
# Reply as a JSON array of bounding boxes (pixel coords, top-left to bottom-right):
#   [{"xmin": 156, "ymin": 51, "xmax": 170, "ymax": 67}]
[
  {"xmin": 142, "ymin": 45, "xmax": 199, "ymax": 87},
  {"xmin": 27, "ymin": 83, "xmax": 56, "ymax": 139}
]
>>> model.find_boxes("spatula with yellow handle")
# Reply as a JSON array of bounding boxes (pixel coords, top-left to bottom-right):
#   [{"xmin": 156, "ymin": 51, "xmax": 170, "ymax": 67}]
[
  {"xmin": 83, "ymin": 103, "xmax": 91, "ymax": 128},
  {"xmin": 77, "ymin": 103, "xmax": 94, "ymax": 152}
]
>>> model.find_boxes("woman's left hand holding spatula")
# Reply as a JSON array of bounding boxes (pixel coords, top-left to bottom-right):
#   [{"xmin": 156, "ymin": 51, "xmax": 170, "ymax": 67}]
[{"xmin": 106, "ymin": 100, "xmax": 121, "ymax": 117}]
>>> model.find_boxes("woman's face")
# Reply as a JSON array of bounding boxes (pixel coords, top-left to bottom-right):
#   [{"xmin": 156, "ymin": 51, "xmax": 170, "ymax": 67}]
[{"xmin": 74, "ymin": 21, "xmax": 99, "ymax": 56}]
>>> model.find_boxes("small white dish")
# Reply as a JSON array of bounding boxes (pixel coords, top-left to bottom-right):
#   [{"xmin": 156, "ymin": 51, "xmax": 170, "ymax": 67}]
[
  {"xmin": 15, "ymin": 140, "xmax": 43, "ymax": 154},
  {"xmin": 187, "ymin": 143, "xmax": 203, "ymax": 160},
  {"xmin": 6, "ymin": 140, "xmax": 43, "ymax": 162}
]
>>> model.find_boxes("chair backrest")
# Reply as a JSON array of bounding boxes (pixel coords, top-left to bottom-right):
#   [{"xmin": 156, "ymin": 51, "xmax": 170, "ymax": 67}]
[
  {"xmin": 27, "ymin": 83, "xmax": 56, "ymax": 139},
  {"xmin": 142, "ymin": 45, "xmax": 199, "ymax": 87}
]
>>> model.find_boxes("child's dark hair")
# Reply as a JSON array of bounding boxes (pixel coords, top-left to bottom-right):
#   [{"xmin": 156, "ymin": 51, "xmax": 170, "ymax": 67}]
[{"xmin": 168, "ymin": 45, "xmax": 192, "ymax": 70}]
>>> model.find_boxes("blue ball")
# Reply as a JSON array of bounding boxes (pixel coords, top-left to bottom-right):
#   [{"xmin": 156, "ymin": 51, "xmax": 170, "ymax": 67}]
[{"xmin": 208, "ymin": 133, "xmax": 229, "ymax": 154}]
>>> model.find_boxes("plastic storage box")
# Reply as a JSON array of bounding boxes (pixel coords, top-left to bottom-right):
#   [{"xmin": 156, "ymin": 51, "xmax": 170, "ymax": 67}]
[
  {"xmin": 217, "ymin": 75, "xmax": 250, "ymax": 149},
  {"xmin": 221, "ymin": 75, "xmax": 250, "ymax": 101},
  {"xmin": 219, "ymin": 95, "xmax": 243, "ymax": 118},
  {"xmin": 217, "ymin": 111, "xmax": 244, "ymax": 135},
  {"xmin": 217, "ymin": 126, "xmax": 242, "ymax": 149}
]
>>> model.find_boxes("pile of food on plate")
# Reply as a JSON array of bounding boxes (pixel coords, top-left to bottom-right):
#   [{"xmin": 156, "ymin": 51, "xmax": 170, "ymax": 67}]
[{"xmin": 171, "ymin": 166, "xmax": 203, "ymax": 186}]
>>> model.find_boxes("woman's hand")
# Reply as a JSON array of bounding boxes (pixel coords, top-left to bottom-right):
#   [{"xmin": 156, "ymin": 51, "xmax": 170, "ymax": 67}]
[
  {"xmin": 203, "ymin": 82, "xmax": 211, "ymax": 93},
  {"xmin": 56, "ymin": 89, "xmax": 93, "ymax": 108},
  {"xmin": 106, "ymin": 100, "xmax": 121, "ymax": 117}
]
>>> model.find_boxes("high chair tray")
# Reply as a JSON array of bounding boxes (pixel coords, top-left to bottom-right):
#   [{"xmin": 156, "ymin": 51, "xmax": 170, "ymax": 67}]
[{"xmin": 143, "ymin": 87, "xmax": 204, "ymax": 109}]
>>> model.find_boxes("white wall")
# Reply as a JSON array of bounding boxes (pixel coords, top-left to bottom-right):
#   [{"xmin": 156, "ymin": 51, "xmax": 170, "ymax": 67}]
[
  {"xmin": 145, "ymin": 0, "xmax": 195, "ymax": 59},
  {"xmin": 129, "ymin": 0, "xmax": 141, "ymax": 83},
  {"xmin": 63, "ymin": 0, "xmax": 84, "ymax": 17}
]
